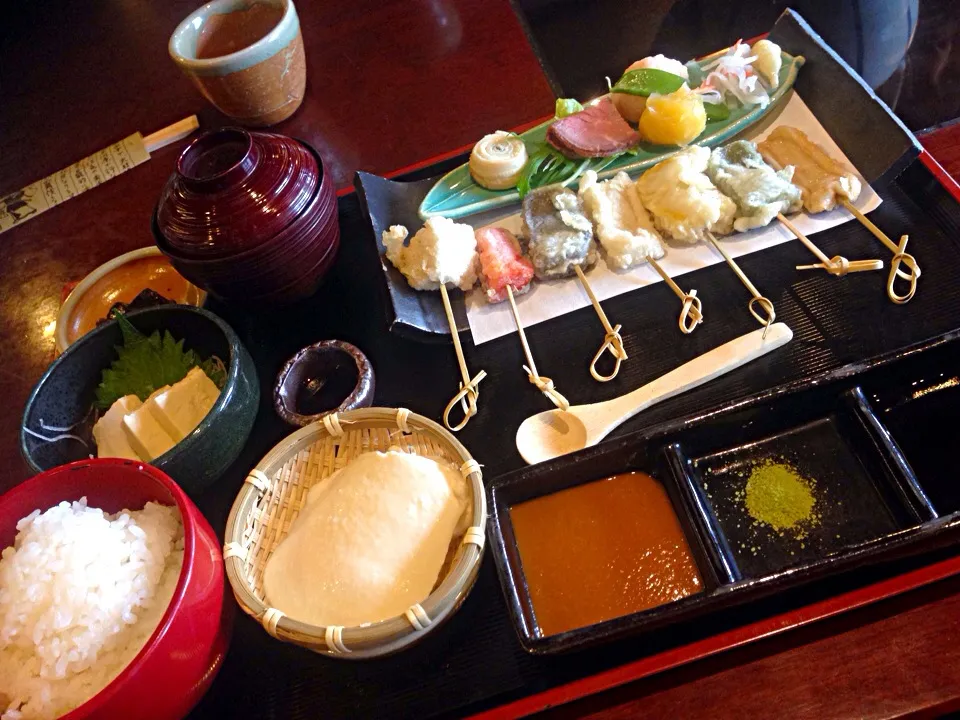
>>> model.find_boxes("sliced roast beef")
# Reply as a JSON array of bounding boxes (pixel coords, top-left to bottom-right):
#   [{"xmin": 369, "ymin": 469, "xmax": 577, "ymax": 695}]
[{"xmin": 546, "ymin": 97, "xmax": 641, "ymax": 158}]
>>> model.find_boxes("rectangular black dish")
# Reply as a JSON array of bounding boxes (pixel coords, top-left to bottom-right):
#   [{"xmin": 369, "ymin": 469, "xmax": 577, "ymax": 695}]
[
  {"xmin": 353, "ymin": 8, "xmax": 920, "ymax": 341},
  {"xmin": 491, "ymin": 449, "xmax": 732, "ymax": 654},
  {"xmin": 675, "ymin": 388, "xmax": 934, "ymax": 579},
  {"xmin": 489, "ymin": 354, "xmax": 960, "ymax": 655}
]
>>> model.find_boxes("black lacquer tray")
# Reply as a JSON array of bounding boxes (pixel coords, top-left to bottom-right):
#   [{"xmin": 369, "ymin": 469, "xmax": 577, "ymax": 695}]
[
  {"xmin": 184, "ymin": 10, "xmax": 960, "ymax": 718},
  {"xmin": 186, "ymin": 147, "xmax": 960, "ymax": 719}
]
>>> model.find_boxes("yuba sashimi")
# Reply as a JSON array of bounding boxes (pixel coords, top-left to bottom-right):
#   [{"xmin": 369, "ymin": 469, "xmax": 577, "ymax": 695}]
[{"xmin": 475, "ymin": 227, "xmax": 535, "ymax": 303}]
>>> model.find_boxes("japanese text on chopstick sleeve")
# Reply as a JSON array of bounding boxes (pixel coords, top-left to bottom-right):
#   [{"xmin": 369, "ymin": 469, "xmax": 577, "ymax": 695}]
[{"xmin": 0, "ymin": 133, "xmax": 150, "ymax": 234}]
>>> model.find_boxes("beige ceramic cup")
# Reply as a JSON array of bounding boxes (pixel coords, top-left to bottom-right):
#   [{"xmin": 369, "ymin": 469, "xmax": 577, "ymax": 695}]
[{"xmin": 169, "ymin": 0, "xmax": 306, "ymax": 127}]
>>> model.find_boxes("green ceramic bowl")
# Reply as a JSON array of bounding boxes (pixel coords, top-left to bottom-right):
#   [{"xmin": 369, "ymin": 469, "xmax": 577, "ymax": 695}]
[{"xmin": 21, "ymin": 305, "xmax": 259, "ymax": 496}]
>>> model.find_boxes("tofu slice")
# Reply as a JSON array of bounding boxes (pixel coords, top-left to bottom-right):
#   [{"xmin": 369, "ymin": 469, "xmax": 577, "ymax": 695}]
[
  {"xmin": 122, "ymin": 386, "xmax": 178, "ymax": 461},
  {"xmin": 150, "ymin": 367, "xmax": 221, "ymax": 441},
  {"xmin": 93, "ymin": 395, "xmax": 143, "ymax": 460}
]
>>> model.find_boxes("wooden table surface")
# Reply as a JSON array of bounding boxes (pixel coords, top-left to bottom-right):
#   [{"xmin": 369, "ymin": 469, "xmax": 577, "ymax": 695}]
[{"xmin": 2, "ymin": 0, "xmax": 960, "ymax": 717}]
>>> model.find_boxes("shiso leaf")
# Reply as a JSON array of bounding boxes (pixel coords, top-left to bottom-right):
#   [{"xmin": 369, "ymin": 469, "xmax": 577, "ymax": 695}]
[
  {"xmin": 94, "ymin": 314, "xmax": 223, "ymax": 409},
  {"xmin": 517, "ymin": 143, "xmax": 632, "ymax": 198}
]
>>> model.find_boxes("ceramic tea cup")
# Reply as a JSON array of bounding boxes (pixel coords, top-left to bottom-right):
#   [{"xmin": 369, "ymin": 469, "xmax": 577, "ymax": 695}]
[{"xmin": 169, "ymin": 0, "xmax": 306, "ymax": 127}]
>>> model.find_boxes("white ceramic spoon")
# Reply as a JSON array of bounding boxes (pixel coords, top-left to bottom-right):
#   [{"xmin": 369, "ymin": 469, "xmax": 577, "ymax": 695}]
[{"xmin": 516, "ymin": 323, "xmax": 794, "ymax": 464}]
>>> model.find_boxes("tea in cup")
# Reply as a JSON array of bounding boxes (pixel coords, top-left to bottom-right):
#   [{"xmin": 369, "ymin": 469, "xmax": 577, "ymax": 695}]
[{"xmin": 169, "ymin": 0, "xmax": 306, "ymax": 127}]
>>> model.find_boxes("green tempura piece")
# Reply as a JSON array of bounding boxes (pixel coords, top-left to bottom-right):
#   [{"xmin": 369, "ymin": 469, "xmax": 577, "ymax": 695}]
[{"xmin": 706, "ymin": 139, "xmax": 803, "ymax": 232}]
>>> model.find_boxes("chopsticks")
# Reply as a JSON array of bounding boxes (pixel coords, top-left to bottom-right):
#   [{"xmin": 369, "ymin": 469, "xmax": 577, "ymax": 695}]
[
  {"xmin": 143, "ymin": 116, "xmax": 201, "ymax": 153},
  {"xmin": 0, "ymin": 115, "xmax": 200, "ymax": 236}
]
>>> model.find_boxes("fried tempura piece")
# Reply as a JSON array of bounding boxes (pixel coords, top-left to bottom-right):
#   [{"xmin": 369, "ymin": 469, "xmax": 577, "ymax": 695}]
[
  {"xmin": 758, "ymin": 126, "xmax": 862, "ymax": 213},
  {"xmin": 635, "ymin": 146, "xmax": 736, "ymax": 243}
]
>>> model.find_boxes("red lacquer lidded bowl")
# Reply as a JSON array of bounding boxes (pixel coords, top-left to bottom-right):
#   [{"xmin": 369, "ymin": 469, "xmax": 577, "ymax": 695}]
[{"xmin": 153, "ymin": 127, "xmax": 339, "ymax": 306}]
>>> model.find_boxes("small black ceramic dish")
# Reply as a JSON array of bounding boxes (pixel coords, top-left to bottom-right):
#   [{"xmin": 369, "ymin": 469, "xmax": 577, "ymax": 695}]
[
  {"xmin": 21, "ymin": 305, "xmax": 259, "ymax": 496},
  {"xmin": 490, "ymin": 443, "xmax": 736, "ymax": 654},
  {"xmin": 864, "ymin": 351, "xmax": 960, "ymax": 516},
  {"xmin": 273, "ymin": 340, "xmax": 375, "ymax": 426},
  {"xmin": 672, "ymin": 387, "xmax": 935, "ymax": 579}
]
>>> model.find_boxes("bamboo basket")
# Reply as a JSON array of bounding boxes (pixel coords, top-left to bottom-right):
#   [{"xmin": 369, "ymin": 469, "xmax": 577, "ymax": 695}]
[{"xmin": 223, "ymin": 407, "xmax": 486, "ymax": 658}]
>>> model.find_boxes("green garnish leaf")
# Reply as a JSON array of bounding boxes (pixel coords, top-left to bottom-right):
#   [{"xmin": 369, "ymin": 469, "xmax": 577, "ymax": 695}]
[
  {"xmin": 611, "ymin": 68, "xmax": 685, "ymax": 97},
  {"xmin": 95, "ymin": 314, "xmax": 222, "ymax": 409},
  {"xmin": 517, "ymin": 145, "xmax": 587, "ymax": 198},
  {"xmin": 517, "ymin": 144, "xmax": 632, "ymax": 198},
  {"xmin": 554, "ymin": 98, "xmax": 584, "ymax": 118},
  {"xmin": 704, "ymin": 102, "xmax": 731, "ymax": 122},
  {"xmin": 684, "ymin": 60, "xmax": 704, "ymax": 87}
]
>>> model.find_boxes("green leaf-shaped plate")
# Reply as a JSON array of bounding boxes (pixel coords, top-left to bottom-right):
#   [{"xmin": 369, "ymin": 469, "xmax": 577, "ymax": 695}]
[{"xmin": 419, "ymin": 47, "xmax": 804, "ymax": 221}]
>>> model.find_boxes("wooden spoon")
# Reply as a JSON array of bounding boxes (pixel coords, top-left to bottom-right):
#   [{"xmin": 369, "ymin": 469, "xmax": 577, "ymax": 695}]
[{"xmin": 515, "ymin": 323, "xmax": 793, "ymax": 464}]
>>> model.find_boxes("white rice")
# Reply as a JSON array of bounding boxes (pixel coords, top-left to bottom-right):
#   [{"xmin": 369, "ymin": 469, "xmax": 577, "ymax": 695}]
[{"xmin": 0, "ymin": 498, "xmax": 184, "ymax": 720}]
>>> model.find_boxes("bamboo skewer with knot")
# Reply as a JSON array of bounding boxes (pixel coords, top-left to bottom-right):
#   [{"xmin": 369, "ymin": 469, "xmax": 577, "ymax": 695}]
[
  {"xmin": 505, "ymin": 286, "xmax": 569, "ymax": 410},
  {"xmin": 704, "ymin": 231, "xmax": 776, "ymax": 338},
  {"xmin": 438, "ymin": 284, "xmax": 487, "ymax": 432},
  {"xmin": 776, "ymin": 213, "xmax": 884, "ymax": 276},
  {"xmin": 839, "ymin": 200, "xmax": 920, "ymax": 304},
  {"xmin": 646, "ymin": 258, "xmax": 704, "ymax": 334},
  {"xmin": 573, "ymin": 265, "xmax": 628, "ymax": 382}
]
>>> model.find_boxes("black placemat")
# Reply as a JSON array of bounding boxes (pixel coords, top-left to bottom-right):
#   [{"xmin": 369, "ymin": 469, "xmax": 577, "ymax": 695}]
[{"xmin": 187, "ymin": 157, "xmax": 960, "ymax": 719}]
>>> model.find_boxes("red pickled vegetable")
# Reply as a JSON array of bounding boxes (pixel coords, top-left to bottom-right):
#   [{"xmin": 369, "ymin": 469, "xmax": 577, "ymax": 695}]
[{"xmin": 475, "ymin": 227, "xmax": 535, "ymax": 304}]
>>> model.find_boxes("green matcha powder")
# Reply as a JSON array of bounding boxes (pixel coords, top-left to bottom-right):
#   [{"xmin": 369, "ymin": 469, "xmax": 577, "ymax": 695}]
[{"xmin": 744, "ymin": 460, "xmax": 819, "ymax": 535}]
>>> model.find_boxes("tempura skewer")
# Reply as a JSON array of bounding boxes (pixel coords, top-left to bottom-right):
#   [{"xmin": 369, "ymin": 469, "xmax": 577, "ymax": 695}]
[
  {"xmin": 758, "ymin": 126, "xmax": 919, "ymax": 303},
  {"xmin": 578, "ymin": 169, "xmax": 703, "ymax": 336},
  {"xmin": 573, "ymin": 265, "xmax": 628, "ymax": 381},
  {"xmin": 647, "ymin": 258, "xmax": 703, "ymax": 333},
  {"xmin": 838, "ymin": 200, "xmax": 919, "ymax": 303},
  {"xmin": 476, "ymin": 226, "xmax": 568, "ymax": 408},
  {"xmin": 505, "ymin": 285, "xmax": 570, "ymax": 409},
  {"xmin": 637, "ymin": 146, "xmax": 774, "ymax": 332},
  {"xmin": 706, "ymin": 139, "xmax": 883, "ymax": 278},
  {"xmin": 382, "ymin": 219, "xmax": 486, "ymax": 432},
  {"xmin": 522, "ymin": 184, "xmax": 630, "ymax": 382},
  {"xmin": 776, "ymin": 213, "xmax": 883, "ymax": 275}
]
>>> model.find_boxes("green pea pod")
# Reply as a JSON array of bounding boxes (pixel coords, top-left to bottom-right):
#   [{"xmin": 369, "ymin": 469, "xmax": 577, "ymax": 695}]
[{"xmin": 611, "ymin": 68, "xmax": 686, "ymax": 97}]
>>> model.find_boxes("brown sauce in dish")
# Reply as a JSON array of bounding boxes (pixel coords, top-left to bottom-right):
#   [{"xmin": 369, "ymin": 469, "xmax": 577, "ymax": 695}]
[
  {"xmin": 196, "ymin": 3, "xmax": 285, "ymax": 60},
  {"xmin": 510, "ymin": 471, "xmax": 702, "ymax": 636},
  {"xmin": 67, "ymin": 256, "xmax": 196, "ymax": 344}
]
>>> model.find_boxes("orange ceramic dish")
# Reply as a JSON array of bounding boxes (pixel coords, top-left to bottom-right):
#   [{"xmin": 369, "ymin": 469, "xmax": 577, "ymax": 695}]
[
  {"xmin": 510, "ymin": 471, "xmax": 703, "ymax": 636},
  {"xmin": 57, "ymin": 248, "xmax": 204, "ymax": 351}
]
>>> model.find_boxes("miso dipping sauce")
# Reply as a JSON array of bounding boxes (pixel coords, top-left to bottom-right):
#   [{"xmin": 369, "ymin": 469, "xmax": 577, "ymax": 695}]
[{"xmin": 510, "ymin": 471, "xmax": 702, "ymax": 636}]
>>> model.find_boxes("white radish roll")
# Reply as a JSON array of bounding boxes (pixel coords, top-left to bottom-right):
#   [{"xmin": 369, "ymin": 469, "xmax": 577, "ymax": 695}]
[{"xmin": 469, "ymin": 131, "xmax": 528, "ymax": 190}]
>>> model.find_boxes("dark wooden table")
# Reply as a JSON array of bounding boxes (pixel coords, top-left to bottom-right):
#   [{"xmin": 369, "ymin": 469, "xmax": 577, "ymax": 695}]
[{"xmin": 3, "ymin": 1, "xmax": 960, "ymax": 717}]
